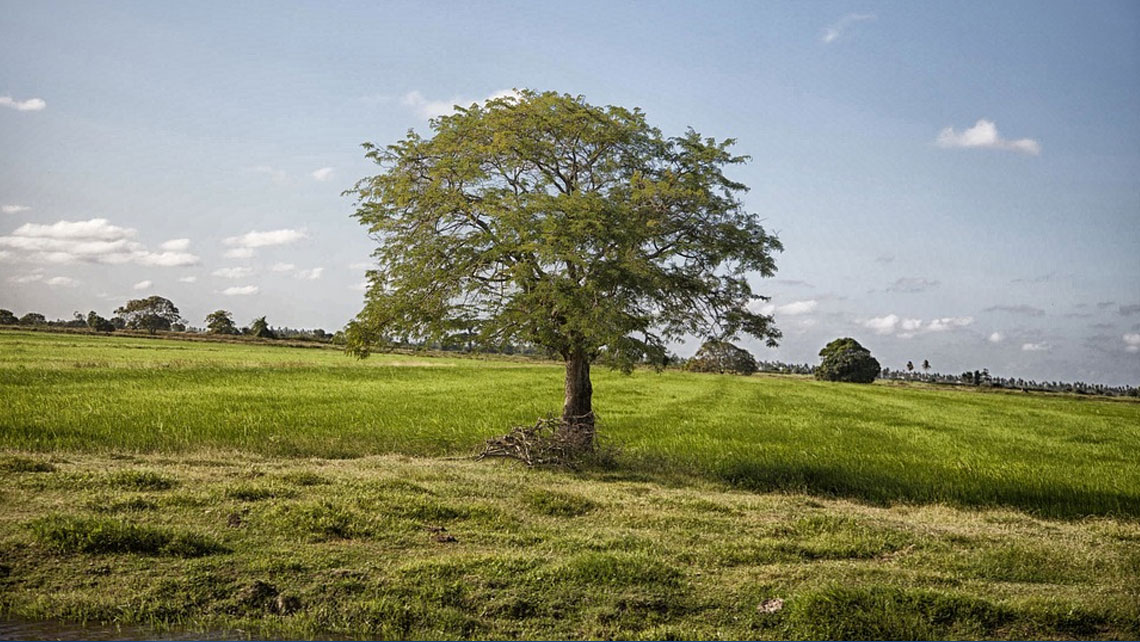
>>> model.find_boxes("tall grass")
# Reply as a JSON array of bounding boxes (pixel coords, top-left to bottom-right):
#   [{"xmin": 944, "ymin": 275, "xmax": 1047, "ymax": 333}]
[{"xmin": 2, "ymin": 329, "xmax": 1138, "ymax": 517}]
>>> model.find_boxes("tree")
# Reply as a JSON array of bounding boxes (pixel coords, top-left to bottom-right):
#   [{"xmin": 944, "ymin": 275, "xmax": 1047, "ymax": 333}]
[
  {"xmin": 345, "ymin": 90, "xmax": 782, "ymax": 448},
  {"xmin": 114, "ymin": 296, "xmax": 181, "ymax": 333},
  {"xmin": 19, "ymin": 312, "xmax": 46, "ymax": 326},
  {"xmin": 86, "ymin": 311, "xmax": 115, "ymax": 333},
  {"xmin": 0, "ymin": 309, "xmax": 18, "ymax": 325},
  {"xmin": 815, "ymin": 337, "xmax": 880, "ymax": 384},
  {"xmin": 248, "ymin": 316, "xmax": 276, "ymax": 339},
  {"xmin": 906, "ymin": 360, "xmax": 915, "ymax": 373},
  {"xmin": 922, "ymin": 359, "xmax": 931, "ymax": 373},
  {"xmin": 685, "ymin": 340, "xmax": 758, "ymax": 375},
  {"xmin": 205, "ymin": 309, "xmax": 240, "ymax": 335}
]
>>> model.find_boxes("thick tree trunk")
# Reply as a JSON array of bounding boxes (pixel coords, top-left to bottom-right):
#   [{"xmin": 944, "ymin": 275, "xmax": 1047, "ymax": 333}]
[{"xmin": 561, "ymin": 350, "xmax": 595, "ymax": 450}]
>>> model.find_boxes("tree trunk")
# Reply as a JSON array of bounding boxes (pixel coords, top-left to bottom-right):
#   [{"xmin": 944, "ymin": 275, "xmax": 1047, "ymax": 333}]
[{"xmin": 561, "ymin": 349, "xmax": 595, "ymax": 450}]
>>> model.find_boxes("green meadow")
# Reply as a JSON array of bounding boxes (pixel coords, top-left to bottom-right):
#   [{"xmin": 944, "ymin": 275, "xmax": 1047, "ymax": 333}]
[{"xmin": 1, "ymin": 329, "xmax": 1138, "ymax": 639}]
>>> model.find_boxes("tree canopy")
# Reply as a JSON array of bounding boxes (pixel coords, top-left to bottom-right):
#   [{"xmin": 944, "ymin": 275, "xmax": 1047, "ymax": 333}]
[
  {"xmin": 345, "ymin": 90, "xmax": 782, "ymax": 445},
  {"xmin": 205, "ymin": 310, "xmax": 239, "ymax": 335},
  {"xmin": 248, "ymin": 316, "xmax": 276, "ymax": 339},
  {"xmin": 815, "ymin": 337, "xmax": 880, "ymax": 384},
  {"xmin": 685, "ymin": 340, "xmax": 758, "ymax": 375},
  {"xmin": 114, "ymin": 296, "xmax": 180, "ymax": 333}
]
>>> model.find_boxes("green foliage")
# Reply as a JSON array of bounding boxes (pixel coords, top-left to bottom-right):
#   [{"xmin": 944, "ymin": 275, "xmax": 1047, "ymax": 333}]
[
  {"xmin": 344, "ymin": 90, "xmax": 781, "ymax": 372},
  {"xmin": 684, "ymin": 339, "xmax": 758, "ymax": 375},
  {"xmin": 114, "ymin": 296, "xmax": 181, "ymax": 333},
  {"xmin": 18, "ymin": 312, "xmax": 46, "ymax": 326},
  {"xmin": 815, "ymin": 337, "xmax": 881, "ymax": 383},
  {"xmin": 85, "ymin": 311, "xmax": 115, "ymax": 333},
  {"xmin": 0, "ymin": 309, "xmax": 18, "ymax": 325},
  {"xmin": 204, "ymin": 309, "xmax": 240, "ymax": 334},
  {"xmin": 248, "ymin": 316, "xmax": 276, "ymax": 339},
  {"xmin": 26, "ymin": 514, "xmax": 224, "ymax": 557}
]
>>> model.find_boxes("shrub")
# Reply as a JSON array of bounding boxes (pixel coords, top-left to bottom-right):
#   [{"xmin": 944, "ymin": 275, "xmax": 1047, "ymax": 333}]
[
  {"xmin": 685, "ymin": 340, "xmax": 758, "ymax": 375},
  {"xmin": 815, "ymin": 337, "xmax": 880, "ymax": 383}
]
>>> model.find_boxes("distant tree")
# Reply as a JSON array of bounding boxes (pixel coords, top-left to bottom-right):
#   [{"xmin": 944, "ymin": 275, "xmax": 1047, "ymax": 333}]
[
  {"xmin": 906, "ymin": 360, "xmax": 915, "ymax": 373},
  {"xmin": 86, "ymin": 311, "xmax": 115, "ymax": 333},
  {"xmin": 205, "ymin": 310, "xmax": 239, "ymax": 335},
  {"xmin": 815, "ymin": 337, "xmax": 881, "ymax": 384},
  {"xmin": 922, "ymin": 359, "xmax": 931, "ymax": 373},
  {"xmin": 171, "ymin": 322, "xmax": 186, "ymax": 332},
  {"xmin": 248, "ymin": 316, "xmax": 276, "ymax": 339},
  {"xmin": 685, "ymin": 340, "xmax": 758, "ymax": 375},
  {"xmin": 19, "ymin": 312, "xmax": 46, "ymax": 326},
  {"xmin": 110, "ymin": 316, "xmax": 126, "ymax": 330},
  {"xmin": 0, "ymin": 309, "xmax": 19, "ymax": 325},
  {"xmin": 114, "ymin": 296, "xmax": 181, "ymax": 333}
]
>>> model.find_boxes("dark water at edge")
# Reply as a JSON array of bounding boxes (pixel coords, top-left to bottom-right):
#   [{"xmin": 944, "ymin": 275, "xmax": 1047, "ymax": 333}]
[{"xmin": 0, "ymin": 618, "xmax": 265, "ymax": 641}]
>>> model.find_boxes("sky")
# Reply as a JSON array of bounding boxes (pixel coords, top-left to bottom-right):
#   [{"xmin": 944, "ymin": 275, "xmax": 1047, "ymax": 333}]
[{"xmin": 1, "ymin": 0, "xmax": 1138, "ymax": 385}]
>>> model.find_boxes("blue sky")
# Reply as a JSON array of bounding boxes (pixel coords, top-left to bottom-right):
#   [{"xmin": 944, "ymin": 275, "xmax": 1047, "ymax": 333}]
[{"xmin": 2, "ymin": 0, "xmax": 1138, "ymax": 384}]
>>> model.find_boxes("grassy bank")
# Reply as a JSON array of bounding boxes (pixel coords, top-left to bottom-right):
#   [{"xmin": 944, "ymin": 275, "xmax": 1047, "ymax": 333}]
[
  {"xmin": 2, "ymin": 452, "xmax": 1138, "ymax": 640},
  {"xmin": 2, "ymin": 330, "xmax": 1138, "ymax": 518}
]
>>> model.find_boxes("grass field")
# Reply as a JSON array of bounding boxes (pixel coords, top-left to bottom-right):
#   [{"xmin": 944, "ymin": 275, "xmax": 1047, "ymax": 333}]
[{"xmin": 1, "ymin": 329, "xmax": 1139, "ymax": 639}]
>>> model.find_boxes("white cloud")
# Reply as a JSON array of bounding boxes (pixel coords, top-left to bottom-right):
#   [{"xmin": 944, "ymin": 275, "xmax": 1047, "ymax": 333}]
[
  {"xmin": 212, "ymin": 266, "xmax": 254, "ymax": 279},
  {"xmin": 936, "ymin": 119, "xmax": 1041, "ymax": 155},
  {"xmin": 270, "ymin": 262, "xmax": 295, "ymax": 272},
  {"xmin": 45, "ymin": 276, "xmax": 78, "ymax": 287},
  {"xmin": 0, "ymin": 218, "xmax": 199, "ymax": 266},
  {"xmin": 989, "ymin": 332, "xmax": 1004, "ymax": 343},
  {"xmin": 178, "ymin": 276, "xmax": 197, "ymax": 283},
  {"xmin": 926, "ymin": 317, "xmax": 974, "ymax": 332},
  {"xmin": 348, "ymin": 261, "xmax": 371, "ymax": 270},
  {"xmin": 1124, "ymin": 334, "xmax": 1140, "ymax": 353},
  {"xmin": 160, "ymin": 238, "xmax": 191, "ymax": 251},
  {"xmin": 401, "ymin": 89, "xmax": 519, "ymax": 120},
  {"xmin": 311, "ymin": 167, "xmax": 334, "ymax": 182},
  {"xmin": 821, "ymin": 13, "xmax": 875, "ymax": 44},
  {"xmin": 1021, "ymin": 342, "xmax": 1050, "ymax": 352},
  {"xmin": 133, "ymin": 280, "xmax": 152, "ymax": 291},
  {"xmin": 0, "ymin": 95, "xmax": 46, "ymax": 112},
  {"xmin": 864, "ymin": 314, "xmax": 900, "ymax": 335},
  {"xmin": 2, "ymin": 205, "xmax": 31, "ymax": 214},
  {"xmin": 294, "ymin": 267, "xmax": 324, "ymax": 280},
  {"xmin": 863, "ymin": 314, "xmax": 973, "ymax": 337},
  {"xmin": 223, "ymin": 285, "xmax": 259, "ymax": 296},
  {"xmin": 757, "ymin": 299, "xmax": 819, "ymax": 316},
  {"xmin": 224, "ymin": 247, "xmax": 255, "ymax": 259},
  {"xmin": 223, "ymin": 228, "xmax": 306, "ymax": 249},
  {"xmin": 350, "ymin": 280, "xmax": 369, "ymax": 292}
]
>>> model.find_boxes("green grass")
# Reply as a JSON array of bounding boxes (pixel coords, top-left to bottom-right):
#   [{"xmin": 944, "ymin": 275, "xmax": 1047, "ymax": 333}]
[
  {"xmin": 1, "ymin": 454, "xmax": 1137, "ymax": 640},
  {"xmin": 1, "ymin": 329, "xmax": 1139, "ymax": 639},
  {"xmin": 1, "ymin": 329, "xmax": 1137, "ymax": 518}
]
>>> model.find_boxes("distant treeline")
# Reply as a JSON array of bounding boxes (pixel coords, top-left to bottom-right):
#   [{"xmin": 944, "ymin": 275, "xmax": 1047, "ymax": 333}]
[
  {"xmin": 750, "ymin": 359, "xmax": 1138, "ymax": 398},
  {"xmin": 4, "ymin": 306, "xmax": 1135, "ymax": 397}
]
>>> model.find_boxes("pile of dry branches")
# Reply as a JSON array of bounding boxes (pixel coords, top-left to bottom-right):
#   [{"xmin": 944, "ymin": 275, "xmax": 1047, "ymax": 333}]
[{"xmin": 477, "ymin": 417, "xmax": 595, "ymax": 467}]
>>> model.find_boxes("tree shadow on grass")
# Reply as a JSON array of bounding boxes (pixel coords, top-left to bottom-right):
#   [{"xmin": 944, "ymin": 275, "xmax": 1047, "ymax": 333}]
[{"xmin": 711, "ymin": 458, "xmax": 1140, "ymax": 520}]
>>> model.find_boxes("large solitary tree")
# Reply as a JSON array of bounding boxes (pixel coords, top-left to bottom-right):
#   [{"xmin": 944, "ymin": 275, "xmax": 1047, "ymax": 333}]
[{"xmin": 345, "ymin": 90, "xmax": 782, "ymax": 448}]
